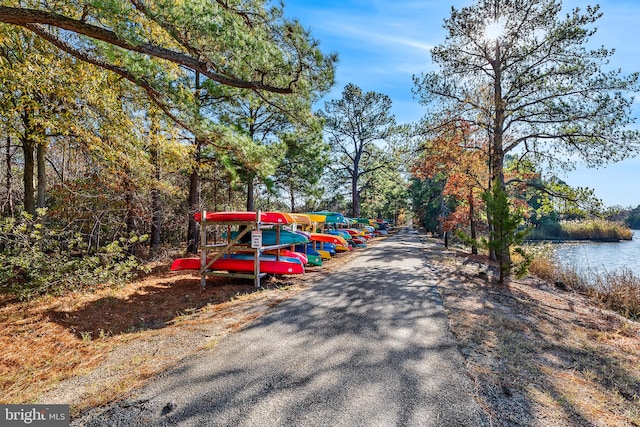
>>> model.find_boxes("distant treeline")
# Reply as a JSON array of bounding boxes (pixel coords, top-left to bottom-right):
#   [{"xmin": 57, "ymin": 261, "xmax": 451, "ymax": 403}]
[{"xmin": 622, "ymin": 205, "xmax": 640, "ymax": 229}]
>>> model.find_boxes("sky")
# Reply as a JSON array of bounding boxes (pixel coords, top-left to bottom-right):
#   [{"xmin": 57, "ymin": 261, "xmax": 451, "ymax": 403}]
[{"xmin": 281, "ymin": 0, "xmax": 640, "ymax": 208}]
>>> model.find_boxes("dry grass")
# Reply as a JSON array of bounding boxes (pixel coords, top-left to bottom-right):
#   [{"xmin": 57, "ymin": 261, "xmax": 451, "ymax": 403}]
[
  {"xmin": 435, "ymin": 245, "xmax": 640, "ymax": 426},
  {"xmin": 560, "ymin": 219, "xmax": 633, "ymax": 241},
  {"xmin": 530, "ymin": 252, "xmax": 640, "ymax": 320}
]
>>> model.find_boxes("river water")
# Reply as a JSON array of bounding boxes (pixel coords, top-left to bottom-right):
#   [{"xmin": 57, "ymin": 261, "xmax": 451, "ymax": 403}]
[{"xmin": 551, "ymin": 230, "xmax": 640, "ymax": 277}]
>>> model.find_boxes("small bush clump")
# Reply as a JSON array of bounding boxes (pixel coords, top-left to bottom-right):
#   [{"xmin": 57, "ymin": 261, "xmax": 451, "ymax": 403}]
[{"xmin": 0, "ymin": 210, "xmax": 148, "ymax": 299}]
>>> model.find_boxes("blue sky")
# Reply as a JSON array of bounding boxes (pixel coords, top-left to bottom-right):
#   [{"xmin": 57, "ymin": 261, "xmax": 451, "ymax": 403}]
[{"xmin": 282, "ymin": 0, "xmax": 640, "ymax": 208}]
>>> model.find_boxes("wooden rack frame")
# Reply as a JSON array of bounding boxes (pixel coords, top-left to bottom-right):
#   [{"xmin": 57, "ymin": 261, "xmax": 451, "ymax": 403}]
[{"xmin": 198, "ymin": 211, "xmax": 292, "ymax": 288}]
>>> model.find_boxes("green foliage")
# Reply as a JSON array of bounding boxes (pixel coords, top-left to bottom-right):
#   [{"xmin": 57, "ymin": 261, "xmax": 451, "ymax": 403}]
[
  {"xmin": 0, "ymin": 0, "xmax": 337, "ymax": 153},
  {"xmin": 415, "ymin": 0, "xmax": 640, "ymax": 173},
  {"xmin": 360, "ymin": 166, "xmax": 409, "ymax": 220},
  {"xmin": 626, "ymin": 205, "xmax": 640, "ymax": 229},
  {"xmin": 409, "ymin": 177, "xmax": 445, "ymax": 234},
  {"xmin": 0, "ymin": 210, "xmax": 148, "ymax": 299},
  {"xmin": 480, "ymin": 181, "xmax": 532, "ymax": 281},
  {"xmin": 413, "ymin": 0, "xmax": 640, "ymax": 280},
  {"xmin": 320, "ymin": 83, "xmax": 401, "ymax": 217},
  {"xmin": 274, "ymin": 126, "xmax": 329, "ymax": 211}
]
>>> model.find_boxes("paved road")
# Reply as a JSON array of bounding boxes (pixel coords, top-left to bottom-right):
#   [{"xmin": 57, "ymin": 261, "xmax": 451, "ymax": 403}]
[{"xmin": 74, "ymin": 227, "xmax": 488, "ymax": 426}]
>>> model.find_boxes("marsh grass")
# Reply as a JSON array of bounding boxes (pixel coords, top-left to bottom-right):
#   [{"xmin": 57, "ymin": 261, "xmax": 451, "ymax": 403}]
[{"xmin": 528, "ymin": 219, "xmax": 633, "ymax": 241}]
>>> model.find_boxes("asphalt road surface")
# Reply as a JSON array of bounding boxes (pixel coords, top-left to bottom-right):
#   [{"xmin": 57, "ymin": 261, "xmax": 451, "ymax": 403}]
[{"xmin": 73, "ymin": 227, "xmax": 489, "ymax": 426}]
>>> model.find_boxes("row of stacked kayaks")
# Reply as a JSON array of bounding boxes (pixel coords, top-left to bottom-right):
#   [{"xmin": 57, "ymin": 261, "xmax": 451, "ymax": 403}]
[{"xmin": 170, "ymin": 211, "xmax": 390, "ymax": 276}]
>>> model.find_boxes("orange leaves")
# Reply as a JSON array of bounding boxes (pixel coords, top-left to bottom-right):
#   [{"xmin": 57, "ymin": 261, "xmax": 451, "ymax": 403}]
[{"xmin": 413, "ymin": 119, "xmax": 489, "ymax": 231}]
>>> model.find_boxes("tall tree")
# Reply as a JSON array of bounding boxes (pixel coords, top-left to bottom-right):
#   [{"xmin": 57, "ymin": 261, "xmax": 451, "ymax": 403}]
[
  {"xmin": 275, "ymin": 126, "xmax": 329, "ymax": 212},
  {"xmin": 320, "ymin": 84, "xmax": 398, "ymax": 217},
  {"xmin": 414, "ymin": 0, "xmax": 640, "ymax": 282},
  {"xmin": 0, "ymin": 1, "xmax": 336, "ymax": 141},
  {"xmin": 217, "ymin": 93, "xmax": 290, "ymax": 211}
]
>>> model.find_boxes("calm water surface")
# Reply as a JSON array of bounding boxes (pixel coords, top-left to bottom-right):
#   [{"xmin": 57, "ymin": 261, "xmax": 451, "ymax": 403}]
[{"xmin": 551, "ymin": 230, "xmax": 640, "ymax": 277}]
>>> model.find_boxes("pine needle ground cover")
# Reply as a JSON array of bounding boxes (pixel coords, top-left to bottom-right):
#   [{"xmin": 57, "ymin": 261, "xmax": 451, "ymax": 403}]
[
  {"xmin": 0, "ymin": 246, "xmax": 362, "ymax": 416},
  {"xmin": 0, "ymin": 271, "xmax": 292, "ymax": 413},
  {"xmin": 434, "ymin": 246, "xmax": 640, "ymax": 426}
]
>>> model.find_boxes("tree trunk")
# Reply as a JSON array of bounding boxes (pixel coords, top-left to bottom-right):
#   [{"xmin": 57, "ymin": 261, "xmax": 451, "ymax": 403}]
[
  {"xmin": 289, "ymin": 181, "xmax": 295, "ymax": 212},
  {"xmin": 36, "ymin": 142, "xmax": 46, "ymax": 209},
  {"xmin": 4, "ymin": 135, "xmax": 13, "ymax": 216},
  {"xmin": 491, "ymin": 39, "xmax": 511, "ymax": 282},
  {"xmin": 351, "ymin": 177, "xmax": 360, "ymax": 217},
  {"xmin": 186, "ymin": 71, "xmax": 203, "ymax": 254},
  {"xmin": 150, "ymin": 146, "xmax": 162, "ymax": 251},
  {"xmin": 21, "ymin": 136, "xmax": 35, "ymax": 215},
  {"xmin": 186, "ymin": 146, "xmax": 201, "ymax": 254},
  {"xmin": 124, "ymin": 170, "xmax": 136, "ymax": 234},
  {"xmin": 246, "ymin": 174, "xmax": 255, "ymax": 212},
  {"xmin": 469, "ymin": 189, "xmax": 477, "ymax": 255}
]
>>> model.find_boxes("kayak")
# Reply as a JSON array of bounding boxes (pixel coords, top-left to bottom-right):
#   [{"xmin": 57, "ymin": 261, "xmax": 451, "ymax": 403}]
[
  {"xmin": 194, "ymin": 211, "xmax": 293, "ymax": 224},
  {"xmin": 308, "ymin": 232, "xmax": 349, "ymax": 246},
  {"xmin": 287, "ymin": 213, "xmax": 312, "ymax": 226},
  {"xmin": 170, "ymin": 254, "xmax": 304, "ymax": 275},
  {"xmin": 326, "ymin": 230, "xmax": 353, "ymax": 240},
  {"xmin": 308, "ymin": 211, "xmax": 346, "ymax": 224},
  {"xmin": 296, "ymin": 244, "xmax": 332, "ymax": 260},
  {"xmin": 262, "ymin": 249, "xmax": 308, "ymax": 265},
  {"xmin": 227, "ymin": 229, "xmax": 309, "ymax": 246}
]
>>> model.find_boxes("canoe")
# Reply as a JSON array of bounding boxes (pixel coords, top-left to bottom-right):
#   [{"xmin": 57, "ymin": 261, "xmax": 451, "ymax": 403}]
[
  {"xmin": 194, "ymin": 211, "xmax": 293, "ymax": 224},
  {"xmin": 170, "ymin": 254, "xmax": 304, "ymax": 275}
]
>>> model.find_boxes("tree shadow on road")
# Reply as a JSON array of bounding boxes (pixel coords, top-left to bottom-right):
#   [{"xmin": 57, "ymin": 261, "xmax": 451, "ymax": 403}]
[{"xmin": 77, "ymin": 227, "xmax": 489, "ymax": 426}]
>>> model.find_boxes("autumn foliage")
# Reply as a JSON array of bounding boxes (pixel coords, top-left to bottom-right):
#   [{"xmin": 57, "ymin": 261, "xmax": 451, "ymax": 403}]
[{"xmin": 412, "ymin": 119, "xmax": 488, "ymax": 234}]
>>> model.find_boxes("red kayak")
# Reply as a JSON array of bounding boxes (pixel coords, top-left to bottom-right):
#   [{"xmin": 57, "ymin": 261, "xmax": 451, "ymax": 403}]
[
  {"xmin": 194, "ymin": 211, "xmax": 293, "ymax": 224},
  {"xmin": 171, "ymin": 255, "xmax": 304, "ymax": 275}
]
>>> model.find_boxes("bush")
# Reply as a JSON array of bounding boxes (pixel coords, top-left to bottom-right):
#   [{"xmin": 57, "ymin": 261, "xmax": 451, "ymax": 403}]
[{"xmin": 0, "ymin": 210, "xmax": 148, "ymax": 299}]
